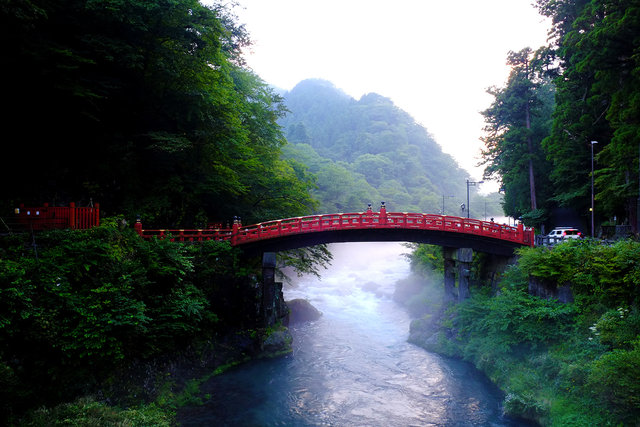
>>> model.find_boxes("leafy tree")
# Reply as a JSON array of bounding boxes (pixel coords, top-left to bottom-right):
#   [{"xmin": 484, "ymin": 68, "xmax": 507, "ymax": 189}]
[
  {"xmin": 1, "ymin": 0, "xmax": 315, "ymax": 226},
  {"xmin": 315, "ymin": 163, "xmax": 379, "ymax": 212},
  {"xmin": 535, "ymin": 0, "xmax": 640, "ymax": 229},
  {"xmin": 353, "ymin": 153, "xmax": 393, "ymax": 187},
  {"xmin": 481, "ymin": 48, "xmax": 555, "ymax": 227}
]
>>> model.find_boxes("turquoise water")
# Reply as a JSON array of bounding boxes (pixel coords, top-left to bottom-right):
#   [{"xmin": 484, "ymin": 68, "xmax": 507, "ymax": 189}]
[{"xmin": 178, "ymin": 243, "xmax": 532, "ymax": 426}]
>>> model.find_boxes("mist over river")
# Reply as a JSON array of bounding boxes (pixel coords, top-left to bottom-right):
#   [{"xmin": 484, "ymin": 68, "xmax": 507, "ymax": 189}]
[{"xmin": 178, "ymin": 242, "xmax": 531, "ymax": 426}]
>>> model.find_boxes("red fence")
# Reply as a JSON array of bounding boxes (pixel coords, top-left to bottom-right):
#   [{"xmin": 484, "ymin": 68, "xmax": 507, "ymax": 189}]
[
  {"xmin": 136, "ymin": 209, "xmax": 534, "ymax": 247},
  {"xmin": 13, "ymin": 202, "xmax": 100, "ymax": 231}
]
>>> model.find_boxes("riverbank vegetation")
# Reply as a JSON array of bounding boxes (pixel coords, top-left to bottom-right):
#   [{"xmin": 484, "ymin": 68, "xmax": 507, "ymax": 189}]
[
  {"xmin": 0, "ymin": 219, "xmax": 276, "ymax": 424},
  {"xmin": 407, "ymin": 239, "xmax": 640, "ymax": 425}
]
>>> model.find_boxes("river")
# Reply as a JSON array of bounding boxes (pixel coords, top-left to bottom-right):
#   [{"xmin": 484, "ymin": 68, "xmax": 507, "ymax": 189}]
[{"xmin": 178, "ymin": 242, "xmax": 530, "ymax": 426}]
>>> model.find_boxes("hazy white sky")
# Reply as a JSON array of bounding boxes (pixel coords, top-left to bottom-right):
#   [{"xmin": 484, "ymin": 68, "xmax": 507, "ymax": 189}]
[{"xmin": 218, "ymin": 1, "xmax": 551, "ymax": 190}]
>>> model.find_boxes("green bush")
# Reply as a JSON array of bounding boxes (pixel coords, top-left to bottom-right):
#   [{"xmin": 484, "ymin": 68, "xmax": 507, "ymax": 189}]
[
  {"xmin": 587, "ymin": 340, "xmax": 640, "ymax": 423},
  {"xmin": 454, "ymin": 287, "xmax": 576, "ymax": 355},
  {"xmin": 0, "ymin": 220, "xmax": 243, "ymax": 422},
  {"xmin": 517, "ymin": 239, "xmax": 640, "ymax": 307},
  {"xmin": 406, "ymin": 243, "xmax": 444, "ymax": 276},
  {"xmin": 21, "ymin": 396, "xmax": 172, "ymax": 427},
  {"xmin": 591, "ymin": 307, "xmax": 640, "ymax": 350}
]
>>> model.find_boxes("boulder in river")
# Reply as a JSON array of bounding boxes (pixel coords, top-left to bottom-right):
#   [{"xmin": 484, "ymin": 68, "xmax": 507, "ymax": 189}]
[{"xmin": 285, "ymin": 299, "xmax": 322, "ymax": 325}]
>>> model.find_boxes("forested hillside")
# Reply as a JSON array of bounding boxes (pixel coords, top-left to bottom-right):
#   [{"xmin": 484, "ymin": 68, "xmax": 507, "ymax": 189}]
[
  {"xmin": 1, "ymin": 0, "xmax": 315, "ymax": 227},
  {"xmin": 278, "ymin": 79, "xmax": 503, "ymax": 218}
]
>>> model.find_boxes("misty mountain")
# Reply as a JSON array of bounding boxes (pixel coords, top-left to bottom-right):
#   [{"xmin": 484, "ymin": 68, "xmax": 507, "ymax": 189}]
[{"xmin": 279, "ymin": 79, "xmax": 486, "ymax": 215}]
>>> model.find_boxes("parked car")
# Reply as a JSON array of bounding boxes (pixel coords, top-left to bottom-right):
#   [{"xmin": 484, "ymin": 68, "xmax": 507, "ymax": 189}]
[{"xmin": 546, "ymin": 227, "xmax": 583, "ymax": 241}]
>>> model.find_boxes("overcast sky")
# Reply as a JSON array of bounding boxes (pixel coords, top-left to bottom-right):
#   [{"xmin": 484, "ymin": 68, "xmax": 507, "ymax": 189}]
[{"xmin": 217, "ymin": 1, "xmax": 551, "ymax": 191}]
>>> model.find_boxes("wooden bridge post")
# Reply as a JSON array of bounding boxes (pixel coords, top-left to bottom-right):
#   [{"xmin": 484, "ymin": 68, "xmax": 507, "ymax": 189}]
[
  {"xmin": 95, "ymin": 203, "xmax": 100, "ymax": 227},
  {"xmin": 134, "ymin": 217, "xmax": 143, "ymax": 236},
  {"xmin": 231, "ymin": 216, "xmax": 240, "ymax": 246},
  {"xmin": 69, "ymin": 202, "xmax": 76, "ymax": 229},
  {"xmin": 379, "ymin": 202, "xmax": 387, "ymax": 225}
]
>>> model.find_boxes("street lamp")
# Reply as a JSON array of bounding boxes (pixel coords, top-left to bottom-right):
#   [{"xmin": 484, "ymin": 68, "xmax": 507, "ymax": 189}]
[
  {"xmin": 466, "ymin": 179, "xmax": 484, "ymax": 219},
  {"xmin": 591, "ymin": 141, "xmax": 598, "ymax": 237}
]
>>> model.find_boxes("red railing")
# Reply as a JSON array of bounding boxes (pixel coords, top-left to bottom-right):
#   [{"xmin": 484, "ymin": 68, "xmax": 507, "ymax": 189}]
[
  {"xmin": 13, "ymin": 202, "xmax": 100, "ymax": 231},
  {"xmin": 136, "ymin": 208, "xmax": 534, "ymax": 247}
]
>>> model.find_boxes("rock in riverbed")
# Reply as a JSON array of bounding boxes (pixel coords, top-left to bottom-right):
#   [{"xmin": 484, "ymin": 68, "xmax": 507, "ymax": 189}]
[{"xmin": 285, "ymin": 299, "xmax": 322, "ymax": 325}]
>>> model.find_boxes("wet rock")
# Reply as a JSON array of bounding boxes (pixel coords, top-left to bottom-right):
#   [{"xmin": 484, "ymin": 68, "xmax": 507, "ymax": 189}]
[
  {"xmin": 285, "ymin": 299, "xmax": 322, "ymax": 325},
  {"xmin": 261, "ymin": 327, "xmax": 293, "ymax": 358}
]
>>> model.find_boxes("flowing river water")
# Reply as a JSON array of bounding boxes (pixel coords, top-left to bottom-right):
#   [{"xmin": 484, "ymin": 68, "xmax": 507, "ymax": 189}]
[{"xmin": 178, "ymin": 242, "xmax": 531, "ymax": 426}]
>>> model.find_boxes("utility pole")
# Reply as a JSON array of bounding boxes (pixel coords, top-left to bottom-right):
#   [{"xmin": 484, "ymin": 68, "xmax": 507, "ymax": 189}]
[
  {"xmin": 591, "ymin": 141, "xmax": 598, "ymax": 237},
  {"xmin": 442, "ymin": 195, "xmax": 454, "ymax": 215},
  {"xmin": 466, "ymin": 179, "xmax": 484, "ymax": 219}
]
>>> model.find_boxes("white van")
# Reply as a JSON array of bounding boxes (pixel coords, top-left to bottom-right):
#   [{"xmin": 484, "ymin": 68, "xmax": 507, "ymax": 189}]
[{"xmin": 547, "ymin": 227, "xmax": 583, "ymax": 240}]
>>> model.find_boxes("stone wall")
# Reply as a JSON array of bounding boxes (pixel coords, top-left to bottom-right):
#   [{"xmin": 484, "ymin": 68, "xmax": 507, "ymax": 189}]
[{"xmin": 528, "ymin": 275, "xmax": 574, "ymax": 303}]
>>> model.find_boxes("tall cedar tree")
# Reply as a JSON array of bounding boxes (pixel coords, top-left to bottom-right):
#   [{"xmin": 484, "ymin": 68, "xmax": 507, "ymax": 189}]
[
  {"xmin": 481, "ymin": 48, "xmax": 554, "ymax": 228},
  {"xmin": 536, "ymin": 0, "xmax": 640, "ymax": 229}
]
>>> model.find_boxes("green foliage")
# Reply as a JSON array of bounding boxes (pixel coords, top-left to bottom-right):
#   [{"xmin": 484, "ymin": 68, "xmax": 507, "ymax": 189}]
[
  {"xmin": 480, "ymin": 47, "xmax": 555, "ymax": 227},
  {"xmin": 21, "ymin": 396, "xmax": 172, "ymax": 427},
  {"xmin": 517, "ymin": 239, "xmax": 640, "ymax": 307},
  {"xmin": 405, "ymin": 243, "xmax": 444, "ymax": 276},
  {"xmin": 455, "ymin": 288, "xmax": 576, "ymax": 355},
  {"xmin": 276, "ymin": 245, "xmax": 334, "ymax": 283},
  {"xmin": 481, "ymin": 1, "xmax": 640, "ymax": 227},
  {"xmin": 419, "ymin": 239, "xmax": 640, "ymax": 424},
  {"xmin": 0, "ymin": 0, "xmax": 316, "ymax": 226},
  {"xmin": 534, "ymin": 0, "xmax": 640, "ymax": 225},
  {"xmin": 0, "ymin": 220, "xmax": 251, "ymax": 422},
  {"xmin": 586, "ymin": 339, "xmax": 640, "ymax": 423},
  {"xmin": 589, "ymin": 306, "xmax": 640, "ymax": 350}
]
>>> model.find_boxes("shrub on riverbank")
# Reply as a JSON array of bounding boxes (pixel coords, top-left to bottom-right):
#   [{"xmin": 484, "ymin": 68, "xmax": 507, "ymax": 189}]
[
  {"xmin": 408, "ymin": 240, "xmax": 640, "ymax": 425},
  {"xmin": 0, "ymin": 220, "xmax": 261, "ymax": 424}
]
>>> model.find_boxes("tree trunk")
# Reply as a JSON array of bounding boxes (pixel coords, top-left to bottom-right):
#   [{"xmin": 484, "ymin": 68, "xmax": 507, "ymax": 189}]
[{"xmin": 525, "ymin": 100, "xmax": 537, "ymax": 211}]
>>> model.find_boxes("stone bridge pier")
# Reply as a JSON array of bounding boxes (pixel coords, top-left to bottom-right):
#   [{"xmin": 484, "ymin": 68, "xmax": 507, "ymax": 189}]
[
  {"xmin": 443, "ymin": 247, "xmax": 514, "ymax": 303},
  {"xmin": 261, "ymin": 252, "xmax": 287, "ymax": 326}
]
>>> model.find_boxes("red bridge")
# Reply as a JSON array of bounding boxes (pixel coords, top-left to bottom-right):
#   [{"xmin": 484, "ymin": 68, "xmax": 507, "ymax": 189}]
[
  {"xmin": 136, "ymin": 205, "xmax": 534, "ymax": 257},
  {"xmin": 10, "ymin": 202, "xmax": 100, "ymax": 231}
]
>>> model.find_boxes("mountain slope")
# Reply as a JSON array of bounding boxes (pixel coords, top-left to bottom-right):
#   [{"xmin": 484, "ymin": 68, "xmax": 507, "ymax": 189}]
[{"xmin": 279, "ymin": 79, "xmax": 478, "ymax": 215}]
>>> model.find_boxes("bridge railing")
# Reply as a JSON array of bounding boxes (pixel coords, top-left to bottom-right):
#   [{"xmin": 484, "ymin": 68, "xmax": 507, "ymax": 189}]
[
  {"xmin": 137, "ymin": 228, "xmax": 233, "ymax": 242},
  {"xmin": 136, "ymin": 226, "xmax": 233, "ymax": 242},
  {"xmin": 136, "ymin": 211, "xmax": 534, "ymax": 247}
]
